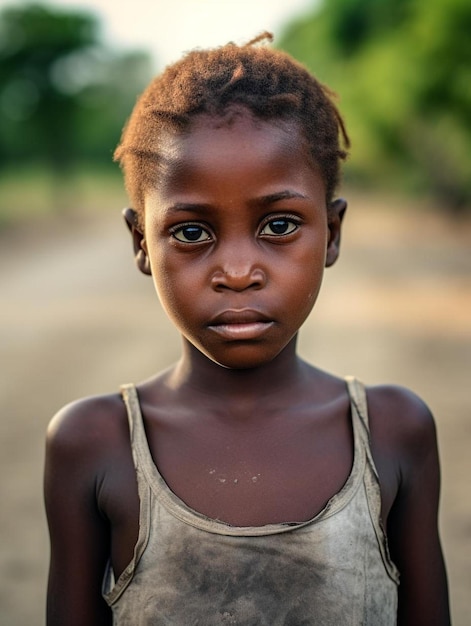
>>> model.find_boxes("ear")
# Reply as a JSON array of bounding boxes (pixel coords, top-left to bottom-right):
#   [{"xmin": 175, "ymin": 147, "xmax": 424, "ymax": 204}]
[
  {"xmin": 325, "ymin": 198, "xmax": 347, "ymax": 268},
  {"xmin": 122, "ymin": 208, "xmax": 152, "ymax": 276}
]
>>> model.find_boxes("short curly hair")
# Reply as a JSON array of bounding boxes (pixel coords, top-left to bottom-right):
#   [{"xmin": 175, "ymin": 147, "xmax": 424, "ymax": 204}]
[{"xmin": 114, "ymin": 33, "xmax": 349, "ymax": 228}]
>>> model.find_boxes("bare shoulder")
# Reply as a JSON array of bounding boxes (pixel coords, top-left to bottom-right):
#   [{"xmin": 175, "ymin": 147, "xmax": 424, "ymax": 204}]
[
  {"xmin": 356, "ymin": 382, "xmax": 441, "ymax": 527},
  {"xmin": 365, "ymin": 383, "xmax": 438, "ymax": 464},
  {"xmin": 48, "ymin": 391, "xmax": 126, "ymax": 436},
  {"xmin": 366, "ymin": 382, "xmax": 435, "ymax": 425},
  {"xmin": 46, "ymin": 392, "xmax": 129, "ymax": 475}
]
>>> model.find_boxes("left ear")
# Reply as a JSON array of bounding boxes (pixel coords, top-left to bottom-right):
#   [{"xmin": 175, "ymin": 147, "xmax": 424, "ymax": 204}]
[{"xmin": 325, "ymin": 198, "xmax": 347, "ymax": 268}]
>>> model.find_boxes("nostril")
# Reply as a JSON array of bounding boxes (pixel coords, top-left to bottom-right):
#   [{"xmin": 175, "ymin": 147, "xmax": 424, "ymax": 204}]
[
  {"xmin": 247, "ymin": 269, "xmax": 266, "ymax": 291},
  {"xmin": 211, "ymin": 268, "xmax": 266, "ymax": 291}
]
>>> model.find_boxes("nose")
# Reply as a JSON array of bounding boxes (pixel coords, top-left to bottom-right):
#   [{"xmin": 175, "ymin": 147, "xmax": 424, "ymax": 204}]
[{"xmin": 210, "ymin": 248, "xmax": 267, "ymax": 292}]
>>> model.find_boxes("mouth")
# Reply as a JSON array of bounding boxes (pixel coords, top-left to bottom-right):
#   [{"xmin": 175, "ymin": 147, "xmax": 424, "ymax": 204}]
[{"xmin": 207, "ymin": 309, "xmax": 274, "ymax": 340}]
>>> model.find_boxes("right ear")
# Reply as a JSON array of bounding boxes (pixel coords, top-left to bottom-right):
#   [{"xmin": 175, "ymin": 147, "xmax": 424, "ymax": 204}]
[{"xmin": 122, "ymin": 208, "xmax": 152, "ymax": 276}]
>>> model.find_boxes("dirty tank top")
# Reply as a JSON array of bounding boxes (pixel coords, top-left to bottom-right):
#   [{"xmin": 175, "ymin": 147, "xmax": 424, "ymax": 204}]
[{"xmin": 102, "ymin": 377, "xmax": 399, "ymax": 625}]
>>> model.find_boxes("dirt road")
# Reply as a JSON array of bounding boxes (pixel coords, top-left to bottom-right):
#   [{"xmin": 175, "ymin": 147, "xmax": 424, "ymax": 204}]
[{"xmin": 1, "ymin": 196, "xmax": 470, "ymax": 624}]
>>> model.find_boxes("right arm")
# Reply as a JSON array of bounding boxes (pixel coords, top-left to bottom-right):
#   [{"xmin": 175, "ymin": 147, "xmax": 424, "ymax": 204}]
[{"xmin": 44, "ymin": 400, "xmax": 113, "ymax": 625}]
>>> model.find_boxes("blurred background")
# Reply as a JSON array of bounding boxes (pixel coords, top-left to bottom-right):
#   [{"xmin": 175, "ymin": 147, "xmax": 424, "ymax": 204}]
[{"xmin": 0, "ymin": 0, "xmax": 469, "ymax": 624}]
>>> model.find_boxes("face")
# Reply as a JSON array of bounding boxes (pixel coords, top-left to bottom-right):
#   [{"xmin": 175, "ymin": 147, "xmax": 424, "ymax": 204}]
[{"xmin": 138, "ymin": 110, "xmax": 344, "ymax": 370}]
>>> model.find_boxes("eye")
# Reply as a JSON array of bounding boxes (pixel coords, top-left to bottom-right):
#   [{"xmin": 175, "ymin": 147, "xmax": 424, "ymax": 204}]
[
  {"xmin": 171, "ymin": 224, "xmax": 212, "ymax": 243},
  {"xmin": 259, "ymin": 217, "xmax": 299, "ymax": 237}
]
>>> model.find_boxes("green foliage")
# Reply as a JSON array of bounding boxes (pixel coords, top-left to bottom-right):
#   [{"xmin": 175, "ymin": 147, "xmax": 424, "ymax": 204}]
[
  {"xmin": 0, "ymin": 164, "xmax": 125, "ymax": 228},
  {"xmin": 0, "ymin": 3, "xmax": 152, "ymax": 213},
  {"xmin": 279, "ymin": 0, "xmax": 471, "ymax": 213}
]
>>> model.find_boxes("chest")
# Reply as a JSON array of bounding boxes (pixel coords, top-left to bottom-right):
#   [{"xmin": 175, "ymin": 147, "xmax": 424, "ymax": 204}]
[
  {"xmin": 103, "ymin": 411, "xmax": 400, "ymax": 622},
  {"xmin": 103, "ymin": 404, "xmax": 360, "ymax": 578},
  {"xmin": 144, "ymin": 408, "xmax": 354, "ymax": 526},
  {"xmin": 104, "ymin": 420, "xmax": 353, "ymax": 582}
]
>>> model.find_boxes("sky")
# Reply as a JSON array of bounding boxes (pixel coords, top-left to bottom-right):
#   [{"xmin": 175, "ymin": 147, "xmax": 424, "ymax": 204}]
[{"xmin": 1, "ymin": 0, "xmax": 317, "ymax": 70}]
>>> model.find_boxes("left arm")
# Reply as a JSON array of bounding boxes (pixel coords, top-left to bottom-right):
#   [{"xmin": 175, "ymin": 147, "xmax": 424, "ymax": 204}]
[{"xmin": 369, "ymin": 387, "xmax": 451, "ymax": 626}]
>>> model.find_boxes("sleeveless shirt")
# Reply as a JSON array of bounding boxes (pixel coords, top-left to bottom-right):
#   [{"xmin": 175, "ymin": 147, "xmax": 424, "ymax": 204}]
[{"xmin": 102, "ymin": 377, "xmax": 399, "ymax": 625}]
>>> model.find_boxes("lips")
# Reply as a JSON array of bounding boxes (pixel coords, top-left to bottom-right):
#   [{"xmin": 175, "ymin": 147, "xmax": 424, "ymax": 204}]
[
  {"xmin": 209, "ymin": 309, "xmax": 271, "ymax": 325},
  {"xmin": 207, "ymin": 309, "xmax": 274, "ymax": 340}
]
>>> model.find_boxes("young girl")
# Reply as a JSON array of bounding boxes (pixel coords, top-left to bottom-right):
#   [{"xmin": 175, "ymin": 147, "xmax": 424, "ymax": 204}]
[{"xmin": 44, "ymin": 34, "xmax": 450, "ymax": 625}]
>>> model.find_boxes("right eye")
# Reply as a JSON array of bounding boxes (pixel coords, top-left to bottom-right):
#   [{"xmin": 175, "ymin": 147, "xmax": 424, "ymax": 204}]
[{"xmin": 171, "ymin": 224, "xmax": 211, "ymax": 243}]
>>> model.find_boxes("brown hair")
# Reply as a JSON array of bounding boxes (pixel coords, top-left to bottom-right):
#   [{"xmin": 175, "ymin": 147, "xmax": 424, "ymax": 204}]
[{"xmin": 115, "ymin": 33, "xmax": 349, "ymax": 227}]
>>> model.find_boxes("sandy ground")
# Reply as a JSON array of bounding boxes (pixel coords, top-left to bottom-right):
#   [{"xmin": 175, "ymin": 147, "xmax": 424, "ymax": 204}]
[{"xmin": 1, "ymin": 194, "xmax": 470, "ymax": 625}]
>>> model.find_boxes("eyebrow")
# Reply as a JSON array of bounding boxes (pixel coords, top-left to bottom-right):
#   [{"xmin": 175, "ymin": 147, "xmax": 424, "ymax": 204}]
[
  {"xmin": 166, "ymin": 190, "xmax": 309, "ymax": 214},
  {"xmin": 254, "ymin": 190, "xmax": 309, "ymax": 206}
]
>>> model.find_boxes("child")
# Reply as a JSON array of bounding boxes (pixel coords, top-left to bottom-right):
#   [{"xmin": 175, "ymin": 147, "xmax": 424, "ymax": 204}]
[{"xmin": 44, "ymin": 33, "xmax": 450, "ymax": 625}]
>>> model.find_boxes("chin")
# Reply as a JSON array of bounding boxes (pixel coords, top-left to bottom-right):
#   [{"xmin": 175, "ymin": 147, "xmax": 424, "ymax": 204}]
[{"xmin": 203, "ymin": 343, "xmax": 286, "ymax": 371}]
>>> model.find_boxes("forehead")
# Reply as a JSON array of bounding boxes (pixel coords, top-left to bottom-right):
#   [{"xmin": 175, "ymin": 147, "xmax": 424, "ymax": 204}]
[
  {"xmin": 155, "ymin": 110, "xmax": 317, "ymax": 189},
  {"xmin": 143, "ymin": 109, "xmax": 328, "ymax": 225}
]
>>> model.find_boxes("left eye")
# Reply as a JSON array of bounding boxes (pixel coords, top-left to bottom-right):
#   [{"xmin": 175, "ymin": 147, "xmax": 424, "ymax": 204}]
[{"xmin": 260, "ymin": 218, "xmax": 298, "ymax": 236}]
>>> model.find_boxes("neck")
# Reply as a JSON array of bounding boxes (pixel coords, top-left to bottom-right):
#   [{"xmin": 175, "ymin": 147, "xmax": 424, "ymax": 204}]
[{"xmin": 166, "ymin": 336, "xmax": 309, "ymax": 407}]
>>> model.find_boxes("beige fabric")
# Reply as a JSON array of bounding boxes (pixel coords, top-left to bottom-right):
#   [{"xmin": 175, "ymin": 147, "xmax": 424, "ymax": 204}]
[{"xmin": 103, "ymin": 377, "xmax": 399, "ymax": 625}]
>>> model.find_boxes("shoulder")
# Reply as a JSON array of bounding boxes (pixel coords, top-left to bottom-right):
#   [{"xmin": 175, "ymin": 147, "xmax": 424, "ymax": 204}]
[
  {"xmin": 47, "ymin": 392, "xmax": 127, "ymax": 444},
  {"xmin": 365, "ymin": 383, "xmax": 439, "ymax": 479},
  {"xmin": 366, "ymin": 383, "xmax": 436, "ymax": 437},
  {"xmin": 46, "ymin": 392, "xmax": 129, "ymax": 474}
]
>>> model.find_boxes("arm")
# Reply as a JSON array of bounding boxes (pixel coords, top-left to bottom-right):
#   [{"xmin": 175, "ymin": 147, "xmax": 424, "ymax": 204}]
[
  {"xmin": 371, "ymin": 387, "xmax": 450, "ymax": 626},
  {"xmin": 44, "ymin": 400, "xmax": 113, "ymax": 626}
]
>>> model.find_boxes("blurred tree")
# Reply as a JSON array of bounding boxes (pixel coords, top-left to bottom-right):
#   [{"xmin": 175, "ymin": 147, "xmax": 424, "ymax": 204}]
[
  {"xmin": 279, "ymin": 0, "xmax": 471, "ymax": 213},
  {"xmin": 0, "ymin": 3, "xmax": 152, "ymax": 210}
]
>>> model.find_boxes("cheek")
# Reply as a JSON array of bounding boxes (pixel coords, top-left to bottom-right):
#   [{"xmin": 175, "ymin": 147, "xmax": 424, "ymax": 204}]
[
  {"xmin": 288, "ymin": 242, "xmax": 327, "ymax": 313},
  {"xmin": 146, "ymin": 246, "xmax": 177, "ymax": 306},
  {"xmin": 147, "ymin": 248, "xmax": 200, "ymax": 326}
]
